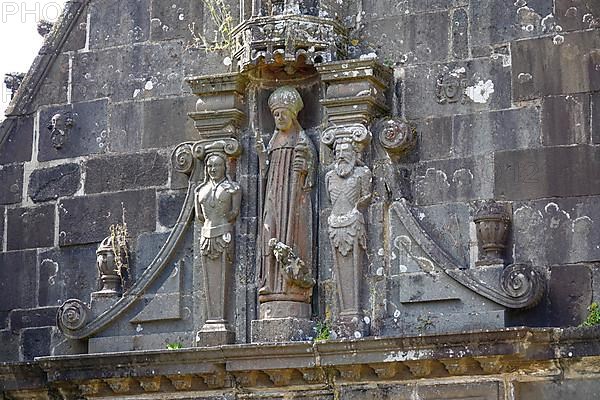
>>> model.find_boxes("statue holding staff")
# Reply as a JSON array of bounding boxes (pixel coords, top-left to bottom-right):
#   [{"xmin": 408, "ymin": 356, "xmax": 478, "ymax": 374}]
[{"xmin": 255, "ymin": 86, "xmax": 316, "ymax": 316}]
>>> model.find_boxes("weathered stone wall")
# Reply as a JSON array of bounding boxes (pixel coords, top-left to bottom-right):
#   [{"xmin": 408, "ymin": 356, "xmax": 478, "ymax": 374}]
[{"xmin": 0, "ymin": 0, "xmax": 599, "ymax": 367}]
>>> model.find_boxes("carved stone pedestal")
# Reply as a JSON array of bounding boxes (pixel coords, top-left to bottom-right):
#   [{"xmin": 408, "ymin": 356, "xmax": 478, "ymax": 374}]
[
  {"xmin": 196, "ymin": 323, "xmax": 235, "ymax": 347},
  {"xmin": 259, "ymin": 301, "xmax": 310, "ymax": 320},
  {"xmin": 251, "ymin": 317, "xmax": 315, "ymax": 343},
  {"xmin": 90, "ymin": 291, "xmax": 120, "ymax": 317}
]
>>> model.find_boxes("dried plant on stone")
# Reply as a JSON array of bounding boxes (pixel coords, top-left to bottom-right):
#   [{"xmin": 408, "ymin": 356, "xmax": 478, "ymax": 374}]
[
  {"xmin": 189, "ymin": 0, "xmax": 234, "ymax": 53},
  {"xmin": 110, "ymin": 210, "xmax": 130, "ymax": 289}
]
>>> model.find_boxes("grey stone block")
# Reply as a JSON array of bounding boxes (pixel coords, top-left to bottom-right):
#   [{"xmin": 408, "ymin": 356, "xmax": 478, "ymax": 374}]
[
  {"xmin": 554, "ymin": 0, "xmax": 600, "ymax": 32},
  {"xmin": 512, "ymin": 30, "xmax": 600, "ymax": 101},
  {"xmin": 363, "ymin": 0, "xmax": 468, "ymax": 19},
  {"xmin": 470, "ymin": 0, "xmax": 553, "ymax": 49},
  {"xmin": 404, "ymin": 57, "xmax": 512, "ymax": 120},
  {"xmin": 158, "ymin": 191, "xmax": 186, "ymax": 229},
  {"xmin": 494, "ymin": 145, "xmax": 600, "ymax": 201},
  {"xmin": 512, "ymin": 196, "xmax": 600, "ymax": 267},
  {"xmin": 28, "ymin": 163, "xmax": 81, "ymax": 202},
  {"xmin": 131, "ymin": 231, "xmax": 171, "ymax": 280},
  {"xmin": 364, "ymin": 11, "xmax": 449, "ymax": 65},
  {"xmin": 38, "ymin": 244, "xmax": 99, "ymax": 307},
  {"xmin": 451, "ymin": 8, "xmax": 469, "ymax": 60},
  {"xmin": 548, "ymin": 264, "xmax": 592, "ymax": 327},
  {"xmin": 29, "ymin": 53, "xmax": 69, "ymax": 111},
  {"xmin": 251, "ymin": 318, "xmax": 316, "ymax": 342},
  {"xmin": 182, "ymin": 47, "xmax": 230, "ymax": 78},
  {"xmin": 0, "ymin": 329, "xmax": 19, "ymax": 360},
  {"xmin": 412, "ymin": 203, "xmax": 470, "ymax": 267},
  {"xmin": 452, "ymin": 107, "xmax": 541, "ymax": 158},
  {"xmin": 415, "ymin": 116, "xmax": 453, "ymax": 161},
  {"xmin": 542, "ymin": 94, "xmax": 590, "ymax": 146},
  {"xmin": 38, "ymin": 99, "xmax": 109, "ymax": 162},
  {"xmin": 592, "ymin": 92, "xmax": 600, "ymax": 144},
  {"xmin": 414, "ymin": 154, "xmax": 494, "ymax": 205},
  {"xmin": 0, "ymin": 116, "xmax": 33, "ymax": 164},
  {"xmin": 0, "ymin": 251, "xmax": 37, "ymax": 312},
  {"xmin": 338, "ymin": 384, "xmax": 411, "ymax": 400},
  {"xmin": 84, "ymin": 151, "xmax": 168, "ymax": 194},
  {"xmin": 417, "ymin": 381, "xmax": 501, "ymax": 400},
  {"xmin": 7, "ymin": 204, "xmax": 55, "ymax": 250},
  {"xmin": 106, "ymin": 101, "xmax": 143, "ymax": 153},
  {"xmin": 20, "ymin": 326, "xmax": 53, "ymax": 360},
  {"xmin": 72, "ymin": 41, "xmax": 184, "ymax": 102},
  {"xmin": 150, "ymin": 0, "xmax": 204, "ymax": 41},
  {"xmin": 89, "ymin": 0, "xmax": 150, "ymax": 49},
  {"xmin": 9, "ymin": 307, "xmax": 59, "ymax": 331},
  {"xmin": 514, "ymin": 378, "xmax": 600, "ymax": 400},
  {"xmin": 61, "ymin": 5, "xmax": 88, "ymax": 52},
  {"xmin": 0, "ymin": 163, "xmax": 23, "ymax": 205},
  {"xmin": 141, "ymin": 96, "xmax": 198, "ymax": 149},
  {"xmin": 58, "ymin": 189, "xmax": 156, "ymax": 246}
]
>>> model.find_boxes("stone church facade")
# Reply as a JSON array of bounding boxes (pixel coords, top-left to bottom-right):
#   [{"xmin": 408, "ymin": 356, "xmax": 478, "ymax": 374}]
[{"xmin": 1, "ymin": 0, "xmax": 600, "ymax": 398}]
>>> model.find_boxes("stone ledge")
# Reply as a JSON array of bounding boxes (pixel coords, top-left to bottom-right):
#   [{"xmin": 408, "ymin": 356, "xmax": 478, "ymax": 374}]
[{"xmin": 2, "ymin": 327, "xmax": 600, "ymax": 398}]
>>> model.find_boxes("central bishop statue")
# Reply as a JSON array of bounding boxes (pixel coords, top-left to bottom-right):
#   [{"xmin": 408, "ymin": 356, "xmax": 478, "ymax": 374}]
[{"xmin": 255, "ymin": 86, "xmax": 316, "ymax": 319}]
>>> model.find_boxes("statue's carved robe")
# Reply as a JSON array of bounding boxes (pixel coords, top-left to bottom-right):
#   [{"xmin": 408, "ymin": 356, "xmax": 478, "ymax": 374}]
[{"xmin": 258, "ymin": 129, "xmax": 315, "ymax": 302}]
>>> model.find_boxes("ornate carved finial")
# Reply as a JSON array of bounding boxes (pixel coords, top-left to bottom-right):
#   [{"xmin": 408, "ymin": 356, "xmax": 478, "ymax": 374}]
[
  {"xmin": 4, "ymin": 73, "xmax": 25, "ymax": 99},
  {"xmin": 474, "ymin": 200, "xmax": 511, "ymax": 266},
  {"xmin": 95, "ymin": 236, "xmax": 122, "ymax": 295},
  {"xmin": 47, "ymin": 112, "xmax": 74, "ymax": 149},
  {"xmin": 37, "ymin": 20, "xmax": 54, "ymax": 37}
]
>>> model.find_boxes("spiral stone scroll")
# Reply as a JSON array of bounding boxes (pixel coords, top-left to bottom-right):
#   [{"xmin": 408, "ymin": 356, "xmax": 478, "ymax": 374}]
[
  {"xmin": 57, "ymin": 299, "xmax": 90, "ymax": 332},
  {"xmin": 172, "ymin": 139, "xmax": 242, "ymax": 175},
  {"xmin": 500, "ymin": 263, "xmax": 546, "ymax": 309},
  {"xmin": 376, "ymin": 118, "xmax": 416, "ymax": 158}
]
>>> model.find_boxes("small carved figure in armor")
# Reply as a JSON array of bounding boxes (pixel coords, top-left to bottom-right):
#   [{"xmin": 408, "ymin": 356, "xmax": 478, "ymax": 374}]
[
  {"xmin": 325, "ymin": 137, "xmax": 372, "ymax": 322},
  {"xmin": 255, "ymin": 86, "xmax": 316, "ymax": 314},
  {"xmin": 195, "ymin": 150, "xmax": 241, "ymax": 334}
]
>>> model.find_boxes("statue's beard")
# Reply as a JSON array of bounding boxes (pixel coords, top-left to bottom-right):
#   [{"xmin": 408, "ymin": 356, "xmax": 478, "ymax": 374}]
[{"xmin": 336, "ymin": 159, "xmax": 355, "ymax": 178}]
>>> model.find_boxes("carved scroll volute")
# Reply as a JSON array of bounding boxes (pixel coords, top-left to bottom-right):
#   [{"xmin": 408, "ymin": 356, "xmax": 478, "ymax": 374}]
[
  {"xmin": 375, "ymin": 118, "xmax": 416, "ymax": 159},
  {"xmin": 57, "ymin": 299, "xmax": 90, "ymax": 334},
  {"xmin": 322, "ymin": 123, "xmax": 373, "ymax": 337}
]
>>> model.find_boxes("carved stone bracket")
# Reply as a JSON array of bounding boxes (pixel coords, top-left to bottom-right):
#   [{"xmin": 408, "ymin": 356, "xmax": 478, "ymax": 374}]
[
  {"xmin": 185, "ymin": 73, "xmax": 247, "ymax": 140},
  {"xmin": 317, "ymin": 59, "xmax": 392, "ymax": 127}
]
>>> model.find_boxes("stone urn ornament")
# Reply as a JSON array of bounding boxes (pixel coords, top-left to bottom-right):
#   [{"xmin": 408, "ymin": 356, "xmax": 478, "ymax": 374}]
[
  {"xmin": 474, "ymin": 200, "xmax": 510, "ymax": 266},
  {"xmin": 95, "ymin": 236, "xmax": 125, "ymax": 295}
]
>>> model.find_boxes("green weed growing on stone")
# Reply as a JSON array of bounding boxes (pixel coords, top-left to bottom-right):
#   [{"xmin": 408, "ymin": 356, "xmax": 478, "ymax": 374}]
[
  {"xmin": 581, "ymin": 302, "xmax": 600, "ymax": 327},
  {"xmin": 315, "ymin": 320, "xmax": 331, "ymax": 341},
  {"xmin": 189, "ymin": 0, "xmax": 234, "ymax": 53},
  {"xmin": 166, "ymin": 342, "xmax": 183, "ymax": 350}
]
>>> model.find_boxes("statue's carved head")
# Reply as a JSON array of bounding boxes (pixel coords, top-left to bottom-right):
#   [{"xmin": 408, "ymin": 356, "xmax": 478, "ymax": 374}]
[{"xmin": 268, "ymin": 86, "xmax": 304, "ymax": 117}]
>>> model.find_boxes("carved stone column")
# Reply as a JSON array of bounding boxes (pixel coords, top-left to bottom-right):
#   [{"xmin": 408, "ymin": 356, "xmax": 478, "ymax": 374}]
[
  {"xmin": 317, "ymin": 60, "xmax": 391, "ymax": 337},
  {"xmin": 184, "ymin": 73, "xmax": 247, "ymax": 346},
  {"xmin": 322, "ymin": 125, "xmax": 372, "ymax": 337}
]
